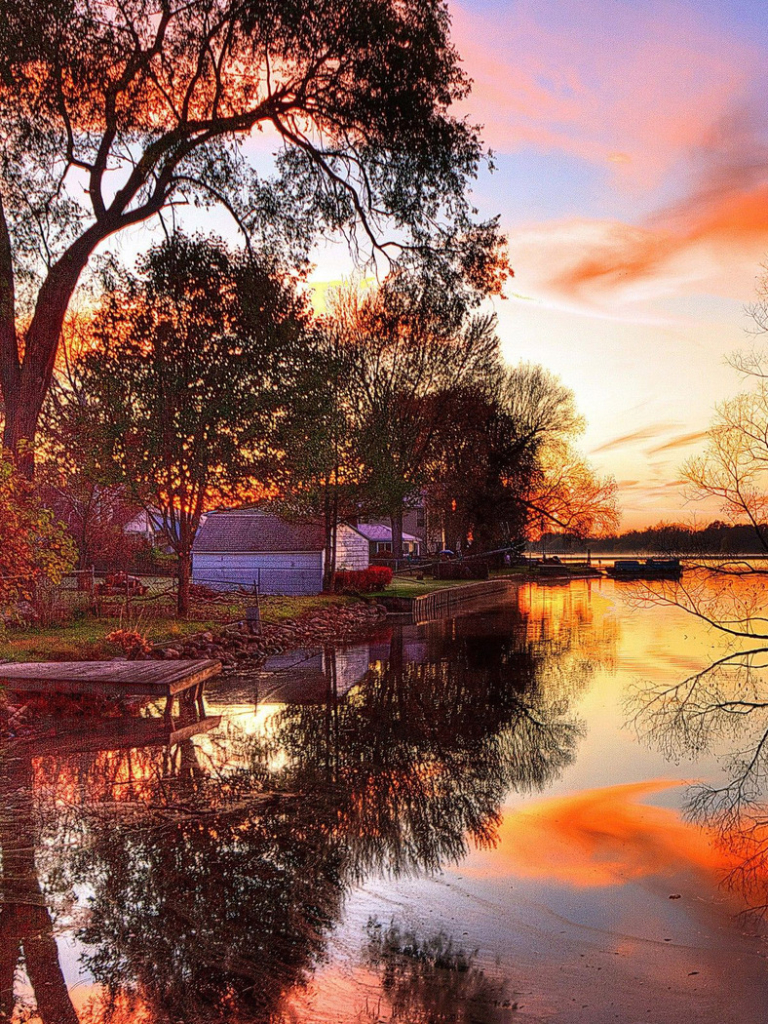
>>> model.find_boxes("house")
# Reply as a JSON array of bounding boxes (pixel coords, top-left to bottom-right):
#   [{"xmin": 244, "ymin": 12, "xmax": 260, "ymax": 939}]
[
  {"xmin": 355, "ymin": 522, "xmax": 421, "ymax": 559},
  {"xmin": 191, "ymin": 511, "xmax": 370, "ymax": 595},
  {"xmin": 124, "ymin": 507, "xmax": 167, "ymax": 546}
]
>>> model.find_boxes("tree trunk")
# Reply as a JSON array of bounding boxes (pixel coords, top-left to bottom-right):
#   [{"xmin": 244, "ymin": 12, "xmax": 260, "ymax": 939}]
[
  {"xmin": 177, "ymin": 550, "xmax": 191, "ymax": 617},
  {"xmin": 391, "ymin": 506, "xmax": 404, "ymax": 561},
  {"xmin": 1, "ymin": 224, "xmax": 114, "ymax": 477},
  {"xmin": 2, "ymin": 399, "xmax": 39, "ymax": 478},
  {"xmin": 0, "ymin": 755, "xmax": 80, "ymax": 1024}
]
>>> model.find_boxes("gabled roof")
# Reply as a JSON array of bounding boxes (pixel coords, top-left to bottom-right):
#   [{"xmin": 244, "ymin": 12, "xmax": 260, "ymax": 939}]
[
  {"xmin": 354, "ymin": 523, "xmax": 419, "ymax": 543},
  {"xmin": 193, "ymin": 512, "xmax": 326, "ymax": 553}
]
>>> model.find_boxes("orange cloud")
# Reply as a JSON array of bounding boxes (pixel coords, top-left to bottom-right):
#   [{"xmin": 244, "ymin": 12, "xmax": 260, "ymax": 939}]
[
  {"xmin": 549, "ymin": 112, "xmax": 768, "ymax": 301},
  {"xmin": 556, "ymin": 186, "xmax": 768, "ymax": 297},
  {"xmin": 646, "ymin": 431, "xmax": 709, "ymax": 456},
  {"xmin": 468, "ymin": 780, "xmax": 734, "ymax": 890},
  {"xmin": 591, "ymin": 423, "xmax": 680, "ymax": 454}
]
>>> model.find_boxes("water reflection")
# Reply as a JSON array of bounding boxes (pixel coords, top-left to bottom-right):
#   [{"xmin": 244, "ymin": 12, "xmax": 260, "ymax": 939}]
[
  {"xmin": 0, "ymin": 587, "xmax": 610, "ymax": 1023},
  {"xmin": 361, "ymin": 921, "xmax": 511, "ymax": 1024},
  {"xmin": 629, "ymin": 608, "xmax": 768, "ymax": 917}
]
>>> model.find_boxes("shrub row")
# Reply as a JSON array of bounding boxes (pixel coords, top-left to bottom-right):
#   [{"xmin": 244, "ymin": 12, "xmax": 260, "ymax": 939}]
[{"xmin": 333, "ymin": 566, "xmax": 393, "ymax": 592}]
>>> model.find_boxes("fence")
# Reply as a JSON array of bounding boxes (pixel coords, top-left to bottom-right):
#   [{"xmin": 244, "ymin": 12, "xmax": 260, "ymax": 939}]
[
  {"xmin": 413, "ymin": 578, "xmax": 518, "ymax": 622},
  {"xmin": 23, "ymin": 571, "xmax": 178, "ymax": 624}
]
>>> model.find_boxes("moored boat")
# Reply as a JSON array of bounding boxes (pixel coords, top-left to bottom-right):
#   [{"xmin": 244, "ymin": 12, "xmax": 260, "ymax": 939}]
[{"xmin": 607, "ymin": 558, "xmax": 682, "ymax": 580}]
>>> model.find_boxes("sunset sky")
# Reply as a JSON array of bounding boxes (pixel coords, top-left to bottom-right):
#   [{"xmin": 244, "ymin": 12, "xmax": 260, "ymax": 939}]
[
  {"xmin": 113, "ymin": 0, "xmax": 768, "ymax": 530},
  {"xmin": 430, "ymin": 0, "xmax": 768, "ymax": 529}
]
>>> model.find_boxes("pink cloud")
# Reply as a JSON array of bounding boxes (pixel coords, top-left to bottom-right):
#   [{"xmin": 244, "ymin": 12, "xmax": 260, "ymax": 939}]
[
  {"xmin": 452, "ymin": 0, "xmax": 757, "ymax": 187},
  {"xmin": 551, "ymin": 135, "xmax": 768, "ymax": 300}
]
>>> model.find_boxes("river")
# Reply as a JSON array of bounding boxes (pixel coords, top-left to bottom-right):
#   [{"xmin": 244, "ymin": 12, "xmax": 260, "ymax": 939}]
[{"xmin": 3, "ymin": 577, "xmax": 768, "ymax": 1023}]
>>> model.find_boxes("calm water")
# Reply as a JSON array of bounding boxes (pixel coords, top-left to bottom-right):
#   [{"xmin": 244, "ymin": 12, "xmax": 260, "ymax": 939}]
[{"xmin": 4, "ymin": 578, "xmax": 768, "ymax": 1023}]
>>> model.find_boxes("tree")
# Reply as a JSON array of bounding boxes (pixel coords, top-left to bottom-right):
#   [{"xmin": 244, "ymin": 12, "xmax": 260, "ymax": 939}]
[
  {"xmin": 525, "ymin": 445, "xmax": 620, "ymax": 541},
  {"xmin": 76, "ymin": 233, "xmax": 307, "ymax": 615},
  {"xmin": 273, "ymin": 333, "xmax": 369, "ymax": 590},
  {"xmin": 328, "ymin": 277, "xmax": 500, "ymax": 558},
  {"xmin": 38, "ymin": 324, "xmax": 141, "ymax": 572},
  {"xmin": 427, "ymin": 363, "xmax": 619, "ymax": 551},
  {"xmin": 0, "ymin": 0, "xmax": 510, "ymax": 473},
  {"xmin": 0, "ymin": 455, "xmax": 75, "ymax": 616},
  {"xmin": 684, "ymin": 375, "xmax": 768, "ymax": 555}
]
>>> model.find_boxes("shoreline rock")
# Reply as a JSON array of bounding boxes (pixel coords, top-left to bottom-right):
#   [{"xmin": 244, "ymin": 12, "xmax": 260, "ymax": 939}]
[{"xmin": 148, "ymin": 600, "xmax": 389, "ymax": 669}]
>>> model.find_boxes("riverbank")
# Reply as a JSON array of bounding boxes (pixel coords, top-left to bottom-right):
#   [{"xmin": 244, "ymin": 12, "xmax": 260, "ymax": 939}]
[
  {"xmin": 0, "ymin": 593, "xmax": 361, "ymax": 663},
  {"xmin": 0, "ymin": 565, "xmax": 599, "ymax": 667},
  {"xmin": 147, "ymin": 601, "xmax": 388, "ymax": 667}
]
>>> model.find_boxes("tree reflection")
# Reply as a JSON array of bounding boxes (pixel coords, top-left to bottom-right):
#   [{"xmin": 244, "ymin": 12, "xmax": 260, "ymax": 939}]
[
  {"xmin": 0, "ymin": 754, "xmax": 79, "ymax": 1024},
  {"xmin": 0, "ymin": 594, "xmax": 608, "ymax": 1023},
  {"xmin": 629, "ymin": 648, "xmax": 768, "ymax": 916},
  {"xmin": 360, "ymin": 919, "xmax": 512, "ymax": 1024},
  {"xmin": 266, "ymin": 620, "xmax": 585, "ymax": 877}
]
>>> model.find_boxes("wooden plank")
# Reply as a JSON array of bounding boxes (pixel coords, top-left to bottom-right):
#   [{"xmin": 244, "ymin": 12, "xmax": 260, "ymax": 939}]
[
  {"xmin": 0, "ymin": 659, "xmax": 222, "ymax": 697},
  {"xmin": 167, "ymin": 661, "xmax": 223, "ymax": 695}
]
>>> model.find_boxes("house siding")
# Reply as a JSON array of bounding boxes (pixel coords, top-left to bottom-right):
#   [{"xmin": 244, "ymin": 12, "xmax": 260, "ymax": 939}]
[
  {"xmin": 335, "ymin": 524, "xmax": 369, "ymax": 571},
  {"xmin": 192, "ymin": 551, "xmax": 324, "ymax": 596}
]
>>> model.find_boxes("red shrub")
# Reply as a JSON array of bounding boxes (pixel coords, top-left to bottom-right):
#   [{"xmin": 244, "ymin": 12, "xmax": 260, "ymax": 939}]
[
  {"xmin": 105, "ymin": 629, "xmax": 152, "ymax": 658},
  {"xmin": 334, "ymin": 566, "xmax": 393, "ymax": 592}
]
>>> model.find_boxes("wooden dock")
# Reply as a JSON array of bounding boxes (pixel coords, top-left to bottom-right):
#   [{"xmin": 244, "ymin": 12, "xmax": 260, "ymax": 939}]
[
  {"xmin": 11, "ymin": 713, "xmax": 222, "ymax": 758},
  {"xmin": 0, "ymin": 659, "xmax": 221, "ymax": 716}
]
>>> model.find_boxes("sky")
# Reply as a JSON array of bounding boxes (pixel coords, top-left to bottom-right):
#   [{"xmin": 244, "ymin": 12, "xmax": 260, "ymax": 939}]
[
  {"xmin": 108, "ymin": 0, "xmax": 768, "ymax": 531},
  {"xmin": 437, "ymin": 0, "xmax": 768, "ymax": 529}
]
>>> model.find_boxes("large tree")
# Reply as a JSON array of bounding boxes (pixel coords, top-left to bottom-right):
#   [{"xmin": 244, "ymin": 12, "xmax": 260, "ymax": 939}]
[
  {"xmin": 428, "ymin": 364, "xmax": 618, "ymax": 551},
  {"xmin": 329, "ymin": 277, "xmax": 500, "ymax": 558},
  {"xmin": 0, "ymin": 0, "xmax": 509, "ymax": 473},
  {"xmin": 75, "ymin": 232, "xmax": 307, "ymax": 614}
]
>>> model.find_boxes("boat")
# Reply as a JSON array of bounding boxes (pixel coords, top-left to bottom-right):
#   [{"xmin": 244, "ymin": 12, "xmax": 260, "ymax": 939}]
[{"xmin": 606, "ymin": 558, "xmax": 682, "ymax": 580}]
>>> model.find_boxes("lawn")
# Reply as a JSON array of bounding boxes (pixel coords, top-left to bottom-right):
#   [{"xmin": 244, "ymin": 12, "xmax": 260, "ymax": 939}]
[
  {"xmin": 373, "ymin": 573, "xmax": 525, "ymax": 599},
  {"xmin": 375, "ymin": 563, "xmax": 596, "ymax": 599},
  {"xmin": 0, "ymin": 593, "xmax": 353, "ymax": 663}
]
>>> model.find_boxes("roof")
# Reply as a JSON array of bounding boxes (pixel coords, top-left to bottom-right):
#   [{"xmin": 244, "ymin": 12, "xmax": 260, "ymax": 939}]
[
  {"xmin": 354, "ymin": 523, "xmax": 418, "ymax": 543},
  {"xmin": 193, "ymin": 513, "xmax": 326, "ymax": 553}
]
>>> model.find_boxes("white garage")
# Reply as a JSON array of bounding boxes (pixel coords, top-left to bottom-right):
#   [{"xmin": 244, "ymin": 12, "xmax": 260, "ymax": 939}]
[{"xmin": 192, "ymin": 512, "xmax": 369, "ymax": 595}]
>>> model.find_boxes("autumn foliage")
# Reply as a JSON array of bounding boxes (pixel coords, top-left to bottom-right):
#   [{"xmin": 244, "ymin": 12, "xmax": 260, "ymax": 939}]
[
  {"xmin": 0, "ymin": 455, "xmax": 75, "ymax": 613},
  {"xmin": 105, "ymin": 629, "xmax": 152, "ymax": 659}
]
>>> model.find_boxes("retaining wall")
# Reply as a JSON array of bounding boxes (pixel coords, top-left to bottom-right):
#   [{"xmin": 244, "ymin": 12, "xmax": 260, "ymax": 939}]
[{"xmin": 412, "ymin": 578, "xmax": 518, "ymax": 623}]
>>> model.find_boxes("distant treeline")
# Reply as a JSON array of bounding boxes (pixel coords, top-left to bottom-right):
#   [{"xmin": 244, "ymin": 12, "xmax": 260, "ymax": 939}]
[{"xmin": 535, "ymin": 521, "xmax": 768, "ymax": 555}]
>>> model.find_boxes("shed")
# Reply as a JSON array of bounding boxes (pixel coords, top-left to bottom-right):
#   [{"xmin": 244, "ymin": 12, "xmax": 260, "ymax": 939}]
[{"xmin": 191, "ymin": 512, "xmax": 370, "ymax": 595}]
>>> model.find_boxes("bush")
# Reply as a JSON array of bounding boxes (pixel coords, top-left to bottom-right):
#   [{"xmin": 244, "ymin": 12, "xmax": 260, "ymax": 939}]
[
  {"xmin": 105, "ymin": 628, "xmax": 152, "ymax": 658},
  {"xmin": 333, "ymin": 566, "xmax": 393, "ymax": 593}
]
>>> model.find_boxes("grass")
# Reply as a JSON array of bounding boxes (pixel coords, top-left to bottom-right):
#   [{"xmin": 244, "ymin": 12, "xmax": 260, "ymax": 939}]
[
  {"xmin": 372, "ymin": 574, "xmax": 522, "ymax": 598},
  {"xmin": 372, "ymin": 577, "xmax": 473, "ymax": 598},
  {"xmin": 375, "ymin": 563, "xmax": 597, "ymax": 599},
  {"xmin": 0, "ymin": 593, "xmax": 354, "ymax": 663}
]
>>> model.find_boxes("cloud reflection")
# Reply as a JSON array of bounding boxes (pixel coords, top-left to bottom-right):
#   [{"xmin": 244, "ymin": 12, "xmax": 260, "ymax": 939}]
[{"xmin": 470, "ymin": 780, "xmax": 732, "ymax": 889}]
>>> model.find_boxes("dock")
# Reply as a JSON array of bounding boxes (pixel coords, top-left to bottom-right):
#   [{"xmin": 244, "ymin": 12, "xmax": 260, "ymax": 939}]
[
  {"xmin": 10, "ymin": 713, "xmax": 222, "ymax": 758},
  {"xmin": 0, "ymin": 659, "xmax": 222, "ymax": 716}
]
